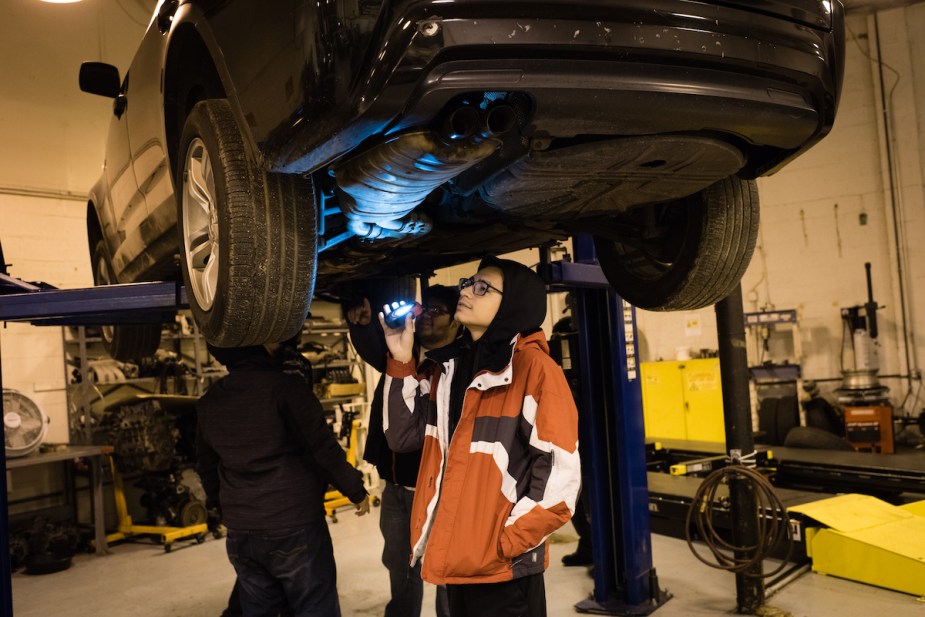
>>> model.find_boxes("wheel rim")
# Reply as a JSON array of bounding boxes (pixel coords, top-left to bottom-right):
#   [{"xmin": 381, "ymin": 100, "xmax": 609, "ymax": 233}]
[
  {"xmin": 607, "ymin": 202, "xmax": 690, "ymax": 280},
  {"xmin": 182, "ymin": 137, "xmax": 220, "ymax": 311}
]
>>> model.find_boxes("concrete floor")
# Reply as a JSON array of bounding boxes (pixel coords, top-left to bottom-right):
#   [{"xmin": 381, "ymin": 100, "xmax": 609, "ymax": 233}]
[{"xmin": 11, "ymin": 504, "xmax": 923, "ymax": 617}]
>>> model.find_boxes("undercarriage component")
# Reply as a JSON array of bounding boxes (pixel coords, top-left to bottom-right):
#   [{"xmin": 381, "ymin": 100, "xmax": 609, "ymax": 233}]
[
  {"xmin": 333, "ymin": 103, "xmax": 519, "ymax": 240},
  {"xmin": 480, "ymin": 136, "xmax": 746, "ymax": 219}
]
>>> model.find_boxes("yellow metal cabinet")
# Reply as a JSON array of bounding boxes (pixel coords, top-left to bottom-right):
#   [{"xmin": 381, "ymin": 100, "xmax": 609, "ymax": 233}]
[{"xmin": 640, "ymin": 359, "xmax": 725, "ymax": 442}]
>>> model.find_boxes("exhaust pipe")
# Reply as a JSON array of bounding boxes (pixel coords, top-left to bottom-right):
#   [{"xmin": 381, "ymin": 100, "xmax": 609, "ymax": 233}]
[
  {"xmin": 441, "ymin": 106, "xmax": 480, "ymax": 141},
  {"xmin": 334, "ymin": 104, "xmax": 511, "ymax": 240},
  {"xmin": 484, "ymin": 103, "xmax": 518, "ymax": 138}
]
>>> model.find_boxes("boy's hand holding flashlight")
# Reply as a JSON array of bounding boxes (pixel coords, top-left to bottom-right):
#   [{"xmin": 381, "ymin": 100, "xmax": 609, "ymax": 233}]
[{"xmin": 379, "ymin": 301, "xmax": 418, "ymax": 363}]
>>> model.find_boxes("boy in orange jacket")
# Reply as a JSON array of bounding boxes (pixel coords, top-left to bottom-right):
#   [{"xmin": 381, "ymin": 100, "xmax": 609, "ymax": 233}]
[{"xmin": 380, "ymin": 257, "xmax": 581, "ymax": 617}]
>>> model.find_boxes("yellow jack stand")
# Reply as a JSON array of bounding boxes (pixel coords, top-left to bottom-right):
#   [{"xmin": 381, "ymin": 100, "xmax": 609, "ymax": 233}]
[
  {"xmin": 324, "ymin": 420, "xmax": 380, "ymax": 522},
  {"xmin": 105, "ymin": 456, "xmax": 209, "ymax": 552}
]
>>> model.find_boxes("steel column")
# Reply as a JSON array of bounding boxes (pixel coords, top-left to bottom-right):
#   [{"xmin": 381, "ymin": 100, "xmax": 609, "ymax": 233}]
[{"xmin": 715, "ymin": 284, "xmax": 764, "ymax": 611}]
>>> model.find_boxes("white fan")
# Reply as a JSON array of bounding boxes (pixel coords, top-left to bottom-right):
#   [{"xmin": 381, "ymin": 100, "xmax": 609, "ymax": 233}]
[{"xmin": 3, "ymin": 389, "xmax": 49, "ymax": 458}]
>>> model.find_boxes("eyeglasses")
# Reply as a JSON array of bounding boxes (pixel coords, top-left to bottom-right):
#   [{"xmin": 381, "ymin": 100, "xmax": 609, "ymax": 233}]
[
  {"xmin": 458, "ymin": 277, "xmax": 503, "ymax": 297},
  {"xmin": 423, "ymin": 306, "xmax": 451, "ymax": 317}
]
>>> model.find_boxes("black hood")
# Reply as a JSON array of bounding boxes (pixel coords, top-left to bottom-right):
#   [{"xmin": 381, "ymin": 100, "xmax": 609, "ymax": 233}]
[
  {"xmin": 470, "ymin": 256, "xmax": 547, "ymax": 374},
  {"xmin": 207, "ymin": 344, "xmax": 271, "ymax": 368}
]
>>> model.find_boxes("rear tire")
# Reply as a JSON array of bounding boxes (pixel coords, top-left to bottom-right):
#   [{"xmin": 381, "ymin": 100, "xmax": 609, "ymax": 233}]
[
  {"xmin": 178, "ymin": 99, "xmax": 317, "ymax": 347},
  {"xmin": 784, "ymin": 426, "xmax": 855, "ymax": 451},
  {"xmin": 596, "ymin": 176, "xmax": 759, "ymax": 310},
  {"xmin": 91, "ymin": 240, "xmax": 162, "ymax": 361}
]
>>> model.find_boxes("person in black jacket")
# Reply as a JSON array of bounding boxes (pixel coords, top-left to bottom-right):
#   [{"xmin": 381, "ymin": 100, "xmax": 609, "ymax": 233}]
[
  {"xmin": 198, "ymin": 344, "xmax": 369, "ymax": 617},
  {"xmin": 347, "ymin": 285, "xmax": 460, "ymax": 617}
]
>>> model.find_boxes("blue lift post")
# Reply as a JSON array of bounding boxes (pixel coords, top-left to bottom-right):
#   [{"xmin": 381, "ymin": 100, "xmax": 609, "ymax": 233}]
[
  {"xmin": 542, "ymin": 236, "xmax": 669, "ymax": 615},
  {"xmin": 0, "ymin": 280, "xmax": 189, "ymax": 617}
]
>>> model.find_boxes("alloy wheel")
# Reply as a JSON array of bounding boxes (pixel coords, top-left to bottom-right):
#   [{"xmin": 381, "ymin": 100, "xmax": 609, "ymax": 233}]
[{"xmin": 182, "ymin": 137, "xmax": 220, "ymax": 311}]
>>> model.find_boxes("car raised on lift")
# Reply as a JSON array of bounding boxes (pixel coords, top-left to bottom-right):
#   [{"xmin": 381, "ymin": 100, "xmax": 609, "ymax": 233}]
[{"xmin": 80, "ymin": 0, "xmax": 845, "ymax": 358}]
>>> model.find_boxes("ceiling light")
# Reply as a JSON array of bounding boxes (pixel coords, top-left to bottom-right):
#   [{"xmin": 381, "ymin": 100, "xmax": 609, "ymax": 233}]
[{"xmin": 40, "ymin": 0, "xmax": 84, "ymax": 3}]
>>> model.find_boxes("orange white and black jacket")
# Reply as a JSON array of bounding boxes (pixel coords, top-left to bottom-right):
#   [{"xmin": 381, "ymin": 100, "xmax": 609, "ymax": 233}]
[{"xmin": 384, "ymin": 330, "xmax": 580, "ymax": 585}]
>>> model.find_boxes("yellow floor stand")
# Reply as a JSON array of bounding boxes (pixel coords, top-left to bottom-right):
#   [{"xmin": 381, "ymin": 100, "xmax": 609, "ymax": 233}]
[
  {"xmin": 105, "ymin": 456, "xmax": 210, "ymax": 552},
  {"xmin": 790, "ymin": 493, "xmax": 925, "ymax": 596},
  {"xmin": 324, "ymin": 419, "xmax": 380, "ymax": 522}
]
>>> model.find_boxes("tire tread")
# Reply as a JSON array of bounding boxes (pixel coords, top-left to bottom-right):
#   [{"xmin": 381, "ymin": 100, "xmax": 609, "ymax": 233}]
[{"xmin": 178, "ymin": 100, "xmax": 316, "ymax": 346}]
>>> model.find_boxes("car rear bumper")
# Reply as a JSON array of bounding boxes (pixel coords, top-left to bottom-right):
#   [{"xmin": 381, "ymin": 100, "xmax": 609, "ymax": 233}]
[{"xmin": 267, "ymin": 0, "xmax": 843, "ymax": 177}]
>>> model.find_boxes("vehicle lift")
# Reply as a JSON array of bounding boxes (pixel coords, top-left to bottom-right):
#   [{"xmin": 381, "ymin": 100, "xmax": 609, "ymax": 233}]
[
  {"xmin": 0, "ymin": 278, "xmax": 201, "ymax": 617},
  {"xmin": 541, "ymin": 235, "xmax": 672, "ymax": 615},
  {"xmin": 542, "ymin": 235, "xmax": 768, "ymax": 614}
]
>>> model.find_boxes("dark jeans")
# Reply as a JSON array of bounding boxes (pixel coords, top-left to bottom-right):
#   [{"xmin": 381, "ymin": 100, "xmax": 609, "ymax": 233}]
[
  {"xmin": 226, "ymin": 522, "xmax": 340, "ymax": 617},
  {"xmin": 222, "ymin": 580, "xmax": 293, "ymax": 617},
  {"xmin": 573, "ymin": 487, "xmax": 593, "ymax": 557},
  {"xmin": 380, "ymin": 482, "xmax": 450, "ymax": 617},
  {"xmin": 446, "ymin": 574, "xmax": 546, "ymax": 617}
]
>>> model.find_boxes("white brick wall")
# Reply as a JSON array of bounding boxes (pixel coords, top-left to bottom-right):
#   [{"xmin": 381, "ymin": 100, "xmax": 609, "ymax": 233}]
[
  {"xmin": 1, "ymin": 2, "xmax": 148, "ymax": 445},
  {"xmin": 2, "ymin": 195, "xmax": 96, "ymax": 444}
]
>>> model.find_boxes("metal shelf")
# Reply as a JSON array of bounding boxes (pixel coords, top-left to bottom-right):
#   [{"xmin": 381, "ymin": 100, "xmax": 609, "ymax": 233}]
[
  {"xmin": 319, "ymin": 395, "xmax": 364, "ymax": 405},
  {"xmin": 313, "ymin": 359, "xmax": 351, "ymax": 368}
]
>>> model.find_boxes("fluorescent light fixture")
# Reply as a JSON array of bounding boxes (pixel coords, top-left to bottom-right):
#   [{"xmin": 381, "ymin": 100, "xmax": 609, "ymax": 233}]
[{"xmin": 40, "ymin": 0, "xmax": 84, "ymax": 3}]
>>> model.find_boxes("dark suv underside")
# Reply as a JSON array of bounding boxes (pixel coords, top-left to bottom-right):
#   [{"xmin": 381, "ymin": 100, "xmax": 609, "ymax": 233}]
[{"xmin": 80, "ymin": 0, "xmax": 844, "ymax": 356}]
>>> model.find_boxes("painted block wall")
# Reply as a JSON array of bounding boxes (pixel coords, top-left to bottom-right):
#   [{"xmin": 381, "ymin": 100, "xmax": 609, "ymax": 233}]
[{"xmin": 1, "ymin": 1, "xmax": 151, "ymax": 444}]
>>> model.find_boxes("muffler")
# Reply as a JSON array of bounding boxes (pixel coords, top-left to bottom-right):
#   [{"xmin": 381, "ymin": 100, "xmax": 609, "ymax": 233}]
[{"xmin": 333, "ymin": 103, "xmax": 518, "ymax": 240}]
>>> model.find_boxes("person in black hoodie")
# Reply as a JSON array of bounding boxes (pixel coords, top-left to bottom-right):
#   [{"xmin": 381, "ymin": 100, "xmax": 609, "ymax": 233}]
[
  {"xmin": 347, "ymin": 285, "xmax": 460, "ymax": 617},
  {"xmin": 197, "ymin": 344, "xmax": 369, "ymax": 617}
]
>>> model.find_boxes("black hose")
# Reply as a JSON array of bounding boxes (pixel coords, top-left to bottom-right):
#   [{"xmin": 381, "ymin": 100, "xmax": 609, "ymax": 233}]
[{"xmin": 685, "ymin": 464, "xmax": 793, "ymax": 578}]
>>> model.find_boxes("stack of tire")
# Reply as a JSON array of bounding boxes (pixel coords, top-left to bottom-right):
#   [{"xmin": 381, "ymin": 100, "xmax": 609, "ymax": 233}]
[{"xmin": 756, "ymin": 394, "xmax": 853, "ymax": 450}]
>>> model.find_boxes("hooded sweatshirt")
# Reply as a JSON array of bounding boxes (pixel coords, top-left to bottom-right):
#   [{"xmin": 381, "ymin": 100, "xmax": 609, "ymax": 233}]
[
  {"xmin": 384, "ymin": 257, "xmax": 581, "ymax": 585},
  {"xmin": 197, "ymin": 346, "xmax": 366, "ymax": 530}
]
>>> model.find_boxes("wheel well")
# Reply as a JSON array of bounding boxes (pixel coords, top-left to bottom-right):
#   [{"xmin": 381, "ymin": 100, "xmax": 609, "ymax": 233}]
[
  {"xmin": 86, "ymin": 202, "xmax": 103, "ymax": 258},
  {"xmin": 163, "ymin": 25, "xmax": 225, "ymax": 183}
]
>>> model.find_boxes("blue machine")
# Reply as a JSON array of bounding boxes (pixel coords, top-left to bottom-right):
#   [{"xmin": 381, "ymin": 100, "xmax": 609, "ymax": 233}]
[{"xmin": 542, "ymin": 235, "xmax": 670, "ymax": 615}]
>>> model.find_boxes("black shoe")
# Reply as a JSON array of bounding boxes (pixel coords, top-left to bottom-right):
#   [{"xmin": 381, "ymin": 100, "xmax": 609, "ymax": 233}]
[{"xmin": 561, "ymin": 551, "xmax": 593, "ymax": 567}]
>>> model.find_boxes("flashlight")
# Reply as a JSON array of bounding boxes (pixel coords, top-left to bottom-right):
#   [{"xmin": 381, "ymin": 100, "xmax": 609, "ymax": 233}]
[{"xmin": 383, "ymin": 301, "xmax": 423, "ymax": 328}]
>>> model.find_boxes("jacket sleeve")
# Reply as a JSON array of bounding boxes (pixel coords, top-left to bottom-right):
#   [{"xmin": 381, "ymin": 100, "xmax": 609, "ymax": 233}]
[
  {"xmin": 195, "ymin": 423, "xmax": 221, "ymax": 512},
  {"xmin": 348, "ymin": 320, "xmax": 388, "ymax": 373},
  {"xmin": 382, "ymin": 356, "xmax": 430, "ymax": 453},
  {"xmin": 277, "ymin": 379, "xmax": 368, "ymax": 504},
  {"xmin": 499, "ymin": 356, "xmax": 581, "ymax": 559}
]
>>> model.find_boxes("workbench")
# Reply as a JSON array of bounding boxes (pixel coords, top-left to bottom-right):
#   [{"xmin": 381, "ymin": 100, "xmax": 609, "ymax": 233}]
[{"xmin": 6, "ymin": 444, "xmax": 113, "ymax": 556}]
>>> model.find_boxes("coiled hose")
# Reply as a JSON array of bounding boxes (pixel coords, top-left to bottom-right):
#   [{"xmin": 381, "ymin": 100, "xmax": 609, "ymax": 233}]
[{"xmin": 685, "ymin": 464, "xmax": 793, "ymax": 577}]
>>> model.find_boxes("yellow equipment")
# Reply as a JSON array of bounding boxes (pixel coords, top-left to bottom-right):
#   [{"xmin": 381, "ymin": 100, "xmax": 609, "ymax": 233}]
[
  {"xmin": 790, "ymin": 493, "xmax": 925, "ymax": 596},
  {"xmin": 324, "ymin": 419, "xmax": 361, "ymax": 522},
  {"xmin": 641, "ymin": 359, "xmax": 725, "ymax": 443},
  {"xmin": 104, "ymin": 456, "xmax": 209, "ymax": 553}
]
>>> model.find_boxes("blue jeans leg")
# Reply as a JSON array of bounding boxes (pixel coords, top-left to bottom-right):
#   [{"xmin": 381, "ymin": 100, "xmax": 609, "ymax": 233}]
[
  {"xmin": 226, "ymin": 523, "xmax": 341, "ymax": 617},
  {"xmin": 380, "ymin": 482, "xmax": 424, "ymax": 617}
]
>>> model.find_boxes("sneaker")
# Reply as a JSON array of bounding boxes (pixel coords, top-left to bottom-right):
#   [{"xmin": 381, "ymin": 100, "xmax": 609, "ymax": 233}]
[{"xmin": 561, "ymin": 550, "xmax": 593, "ymax": 567}]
